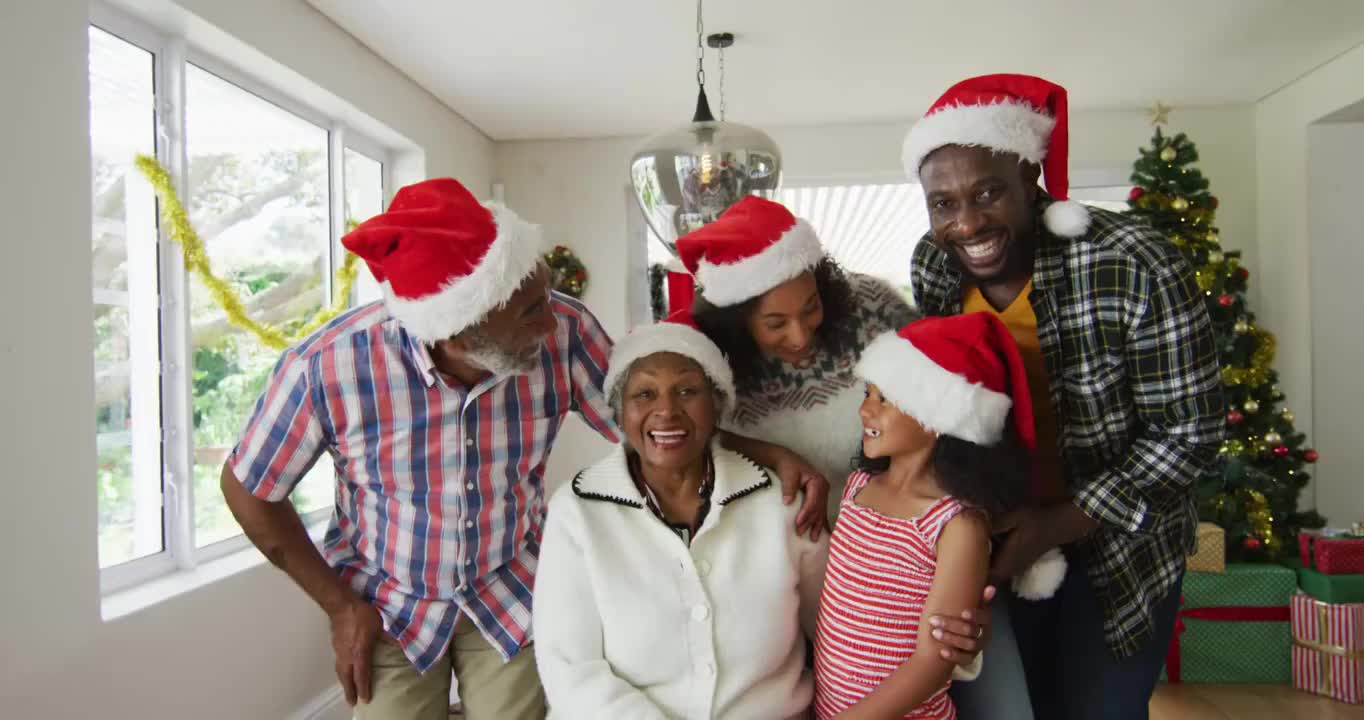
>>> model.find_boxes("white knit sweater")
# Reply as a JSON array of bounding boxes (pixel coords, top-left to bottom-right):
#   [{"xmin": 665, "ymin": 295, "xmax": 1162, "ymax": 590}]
[{"xmin": 534, "ymin": 446, "xmax": 829, "ymax": 719}]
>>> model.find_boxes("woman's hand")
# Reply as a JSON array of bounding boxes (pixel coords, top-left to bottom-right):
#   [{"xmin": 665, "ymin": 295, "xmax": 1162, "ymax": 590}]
[
  {"xmin": 772, "ymin": 451, "xmax": 829, "ymax": 541},
  {"xmin": 927, "ymin": 584, "xmax": 995, "ymax": 665}
]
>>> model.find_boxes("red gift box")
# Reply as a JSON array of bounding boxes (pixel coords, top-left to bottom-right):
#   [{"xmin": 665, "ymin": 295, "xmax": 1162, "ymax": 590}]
[
  {"xmin": 1300, "ymin": 532, "xmax": 1364, "ymax": 575},
  {"xmin": 1292, "ymin": 592, "xmax": 1364, "ymax": 704}
]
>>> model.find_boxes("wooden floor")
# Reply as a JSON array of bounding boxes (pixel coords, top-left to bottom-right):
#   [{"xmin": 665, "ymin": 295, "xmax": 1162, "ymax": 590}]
[{"xmin": 1151, "ymin": 684, "xmax": 1364, "ymax": 719}]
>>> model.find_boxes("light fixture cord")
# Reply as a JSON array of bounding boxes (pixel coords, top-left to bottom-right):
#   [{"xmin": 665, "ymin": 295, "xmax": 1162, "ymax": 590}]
[
  {"xmin": 718, "ymin": 44, "xmax": 726, "ymax": 121},
  {"xmin": 695, "ymin": 0, "xmax": 706, "ymax": 90}
]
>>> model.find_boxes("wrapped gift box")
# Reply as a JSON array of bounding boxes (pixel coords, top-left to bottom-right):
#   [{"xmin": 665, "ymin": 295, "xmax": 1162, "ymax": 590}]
[
  {"xmin": 1162, "ymin": 564, "xmax": 1295, "ymax": 684},
  {"xmin": 1300, "ymin": 531, "xmax": 1364, "ymax": 575},
  {"xmin": 1188, "ymin": 522, "xmax": 1226, "ymax": 573},
  {"xmin": 1291, "ymin": 592, "xmax": 1364, "ymax": 703},
  {"xmin": 1298, "ymin": 567, "xmax": 1364, "ymax": 605}
]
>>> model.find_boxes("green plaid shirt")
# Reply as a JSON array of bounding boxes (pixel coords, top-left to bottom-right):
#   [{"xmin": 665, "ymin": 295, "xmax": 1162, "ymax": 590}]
[{"xmin": 911, "ymin": 199, "xmax": 1226, "ymax": 658}]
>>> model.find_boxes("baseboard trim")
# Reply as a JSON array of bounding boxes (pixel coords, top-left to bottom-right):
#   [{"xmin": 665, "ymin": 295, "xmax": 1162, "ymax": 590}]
[{"xmin": 291, "ymin": 686, "xmax": 349, "ymax": 720}]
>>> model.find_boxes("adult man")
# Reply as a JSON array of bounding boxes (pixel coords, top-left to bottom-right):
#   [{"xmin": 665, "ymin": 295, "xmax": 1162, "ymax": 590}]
[
  {"xmin": 220, "ymin": 178, "xmax": 831, "ymax": 719},
  {"xmin": 904, "ymin": 75, "xmax": 1226, "ymax": 719}
]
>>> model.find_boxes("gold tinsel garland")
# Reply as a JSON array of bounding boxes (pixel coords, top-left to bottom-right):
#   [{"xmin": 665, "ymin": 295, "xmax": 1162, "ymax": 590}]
[
  {"xmin": 1222, "ymin": 328, "xmax": 1276, "ymax": 388},
  {"xmin": 135, "ymin": 155, "xmax": 360, "ymax": 351}
]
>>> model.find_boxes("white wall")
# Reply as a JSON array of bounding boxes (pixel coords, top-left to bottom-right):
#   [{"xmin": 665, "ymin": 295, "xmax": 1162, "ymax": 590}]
[
  {"xmin": 0, "ymin": 1, "xmax": 492, "ymax": 718},
  {"xmin": 1307, "ymin": 120, "xmax": 1364, "ymax": 526},
  {"xmin": 1256, "ymin": 42, "xmax": 1364, "ymax": 481}
]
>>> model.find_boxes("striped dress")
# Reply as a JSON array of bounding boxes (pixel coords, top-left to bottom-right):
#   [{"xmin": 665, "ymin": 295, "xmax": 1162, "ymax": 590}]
[{"xmin": 813, "ymin": 472, "xmax": 965, "ymax": 720}]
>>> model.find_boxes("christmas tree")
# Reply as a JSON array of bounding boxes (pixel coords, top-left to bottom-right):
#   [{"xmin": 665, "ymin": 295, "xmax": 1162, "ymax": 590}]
[{"xmin": 1127, "ymin": 124, "xmax": 1324, "ymax": 562}]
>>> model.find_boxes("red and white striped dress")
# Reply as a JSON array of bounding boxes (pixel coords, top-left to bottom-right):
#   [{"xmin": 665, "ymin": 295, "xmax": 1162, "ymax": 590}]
[{"xmin": 813, "ymin": 471, "xmax": 965, "ymax": 720}]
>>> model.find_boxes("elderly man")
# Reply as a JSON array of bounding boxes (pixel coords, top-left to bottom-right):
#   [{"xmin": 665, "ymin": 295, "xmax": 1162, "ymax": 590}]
[
  {"xmin": 220, "ymin": 178, "xmax": 830, "ymax": 720},
  {"xmin": 904, "ymin": 75, "xmax": 1226, "ymax": 719}
]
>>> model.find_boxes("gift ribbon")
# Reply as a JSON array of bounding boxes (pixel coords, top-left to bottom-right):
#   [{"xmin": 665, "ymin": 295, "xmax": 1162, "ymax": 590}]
[
  {"xmin": 1295, "ymin": 595, "xmax": 1364, "ymax": 697},
  {"xmin": 1165, "ymin": 598, "xmax": 1290, "ymax": 683}
]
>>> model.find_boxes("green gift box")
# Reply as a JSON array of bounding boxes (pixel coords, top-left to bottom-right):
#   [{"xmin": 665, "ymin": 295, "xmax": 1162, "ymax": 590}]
[
  {"xmin": 1298, "ymin": 566, "xmax": 1364, "ymax": 604},
  {"xmin": 1161, "ymin": 564, "xmax": 1295, "ymax": 684}
]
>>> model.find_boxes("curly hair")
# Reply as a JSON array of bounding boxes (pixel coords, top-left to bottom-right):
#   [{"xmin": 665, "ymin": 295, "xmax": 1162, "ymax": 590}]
[
  {"xmin": 854, "ymin": 423, "xmax": 1032, "ymax": 519},
  {"xmin": 691, "ymin": 256, "xmax": 859, "ymax": 387}
]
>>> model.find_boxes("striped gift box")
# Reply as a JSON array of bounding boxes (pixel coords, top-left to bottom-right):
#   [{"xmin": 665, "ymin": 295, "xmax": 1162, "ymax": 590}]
[{"xmin": 1291, "ymin": 591, "xmax": 1364, "ymax": 703}]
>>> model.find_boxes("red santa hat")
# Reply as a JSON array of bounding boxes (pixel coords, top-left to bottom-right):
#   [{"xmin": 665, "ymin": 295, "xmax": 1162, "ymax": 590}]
[
  {"xmin": 675, "ymin": 195, "xmax": 824, "ymax": 307},
  {"xmin": 856, "ymin": 312, "xmax": 1035, "ymax": 450},
  {"xmin": 604, "ymin": 309, "xmax": 736, "ymax": 419},
  {"xmin": 902, "ymin": 73, "xmax": 1090, "ymax": 238},
  {"xmin": 341, "ymin": 178, "xmax": 544, "ymax": 343}
]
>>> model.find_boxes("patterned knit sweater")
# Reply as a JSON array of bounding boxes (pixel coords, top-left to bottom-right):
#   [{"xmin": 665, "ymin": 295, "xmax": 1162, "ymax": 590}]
[{"xmin": 726, "ymin": 273, "xmax": 918, "ymax": 523}]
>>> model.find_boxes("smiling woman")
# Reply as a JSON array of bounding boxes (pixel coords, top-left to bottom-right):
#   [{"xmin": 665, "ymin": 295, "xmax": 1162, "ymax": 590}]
[{"xmin": 534, "ymin": 315, "xmax": 829, "ymax": 719}]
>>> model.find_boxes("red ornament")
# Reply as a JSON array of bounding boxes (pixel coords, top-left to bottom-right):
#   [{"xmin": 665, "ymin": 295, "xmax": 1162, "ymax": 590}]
[
  {"xmin": 1218, "ymin": 294, "xmax": 1236, "ymax": 308},
  {"xmin": 1273, "ymin": 445, "xmax": 1291, "ymax": 458},
  {"xmin": 1244, "ymin": 537, "xmax": 1262, "ymax": 551},
  {"xmin": 1210, "ymin": 196, "xmax": 1220, "ymax": 209},
  {"xmin": 1129, "ymin": 187, "xmax": 1146, "ymax": 201},
  {"xmin": 1303, "ymin": 449, "xmax": 1320, "ymax": 463},
  {"xmin": 574, "ymin": 270, "xmax": 587, "ymax": 282},
  {"xmin": 1227, "ymin": 410, "xmax": 1244, "ymax": 425},
  {"xmin": 1236, "ymin": 268, "xmax": 1250, "ymax": 281}
]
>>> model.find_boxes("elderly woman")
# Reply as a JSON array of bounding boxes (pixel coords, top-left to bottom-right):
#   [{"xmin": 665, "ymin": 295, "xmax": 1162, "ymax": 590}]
[{"xmin": 533, "ymin": 313, "xmax": 828, "ymax": 719}]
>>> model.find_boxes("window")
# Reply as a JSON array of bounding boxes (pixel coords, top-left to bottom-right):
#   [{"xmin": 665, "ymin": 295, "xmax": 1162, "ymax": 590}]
[
  {"xmin": 344, "ymin": 148, "xmax": 386, "ymax": 305},
  {"xmin": 90, "ymin": 10, "xmax": 390, "ymax": 589}
]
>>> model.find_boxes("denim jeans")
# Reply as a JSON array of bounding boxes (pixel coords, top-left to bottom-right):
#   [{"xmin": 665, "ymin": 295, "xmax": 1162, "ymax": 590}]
[
  {"xmin": 949, "ymin": 594, "xmax": 1034, "ymax": 720},
  {"xmin": 1009, "ymin": 544, "xmax": 1183, "ymax": 720}
]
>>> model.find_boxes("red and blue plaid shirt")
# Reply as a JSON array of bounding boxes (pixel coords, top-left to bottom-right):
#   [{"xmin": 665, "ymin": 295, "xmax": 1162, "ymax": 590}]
[{"xmin": 229, "ymin": 293, "xmax": 618, "ymax": 671}]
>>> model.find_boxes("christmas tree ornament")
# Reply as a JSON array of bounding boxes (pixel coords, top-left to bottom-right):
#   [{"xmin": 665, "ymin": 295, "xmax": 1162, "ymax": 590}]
[
  {"xmin": 1218, "ymin": 294, "xmax": 1236, "ymax": 308},
  {"xmin": 1161, "ymin": 146, "xmax": 1178, "ymax": 162},
  {"xmin": 1171, "ymin": 197, "xmax": 1190, "ymax": 211},
  {"xmin": 1280, "ymin": 409, "xmax": 1295, "ymax": 423},
  {"xmin": 1303, "ymin": 449, "xmax": 1319, "ymax": 463},
  {"xmin": 1273, "ymin": 445, "xmax": 1291, "ymax": 458},
  {"xmin": 1207, "ymin": 231, "xmax": 1221, "ymax": 244},
  {"xmin": 1210, "ymin": 196, "xmax": 1220, "ymax": 209},
  {"xmin": 1236, "ymin": 267, "xmax": 1250, "ymax": 281},
  {"xmin": 1129, "ymin": 187, "xmax": 1145, "ymax": 201},
  {"xmin": 1243, "ymin": 536, "xmax": 1261, "ymax": 551},
  {"xmin": 1265, "ymin": 432, "xmax": 1283, "ymax": 445},
  {"xmin": 1227, "ymin": 409, "xmax": 1245, "ymax": 425},
  {"xmin": 1234, "ymin": 319, "xmax": 1251, "ymax": 335},
  {"xmin": 1209, "ymin": 250, "xmax": 1225, "ymax": 264},
  {"xmin": 1244, "ymin": 399, "xmax": 1261, "ymax": 414}
]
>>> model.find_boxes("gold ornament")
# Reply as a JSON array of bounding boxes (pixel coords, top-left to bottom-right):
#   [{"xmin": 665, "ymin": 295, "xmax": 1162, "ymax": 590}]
[
  {"xmin": 1281, "ymin": 409, "xmax": 1296, "ymax": 424},
  {"xmin": 1208, "ymin": 232, "xmax": 1221, "ymax": 244},
  {"xmin": 1171, "ymin": 197, "xmax": 1190, "ymax": 211},
  {"xmin": 1234, "ymin": 319, "xmax": 1251, "ymax": 335},
  {"xmin": 1194, "ymin": 271, "xmax": 1214, "ymax": 292},
  {"xmin": 135, "ymin": 156, "xmax": 360, "ymax": 351},
  {"xmin": 1265, "ymin": 431, "xmax": 1283, "ymax": 445},
  {"xmin": 1161, "ymin": 146, "xmax": 1178, "ymax": 162},
  {"xmin": 1209, "ymin": 251, "xmax": 1225, "ymax": 264},
  {"xmin": 1244, "ymin": 399, "xmax": 1261, "ymax": 414}
]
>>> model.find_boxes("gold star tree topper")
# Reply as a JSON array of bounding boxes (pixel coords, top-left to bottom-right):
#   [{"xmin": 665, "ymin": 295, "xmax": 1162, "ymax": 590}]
[{"xmin": 1148, "ymin": 102, "xmax": 1173, "ymax": 126}]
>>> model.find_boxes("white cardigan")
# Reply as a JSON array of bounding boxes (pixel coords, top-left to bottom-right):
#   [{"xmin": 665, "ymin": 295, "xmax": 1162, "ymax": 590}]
[{"xmin": 534, "ymin": 446, "xmax": 829, "ymax": 719}]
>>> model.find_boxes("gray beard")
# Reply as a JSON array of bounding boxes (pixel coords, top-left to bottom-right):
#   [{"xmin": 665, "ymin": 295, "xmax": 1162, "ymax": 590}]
[{"xmin": 464, "ymin": 343, "xmax": 540, "ymax": 377}]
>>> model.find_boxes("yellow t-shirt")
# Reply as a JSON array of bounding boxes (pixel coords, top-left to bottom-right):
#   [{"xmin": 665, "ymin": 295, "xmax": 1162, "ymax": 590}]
[{"xmin": 962, "ymin": 281, "xmax": 1065, "ymax": 503}]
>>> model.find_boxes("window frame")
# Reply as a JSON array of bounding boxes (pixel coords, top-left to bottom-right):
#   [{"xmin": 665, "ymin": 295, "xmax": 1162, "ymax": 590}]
[{"xmin": 91, "ymin": 3, "xmax": 391, "ymax": 593}]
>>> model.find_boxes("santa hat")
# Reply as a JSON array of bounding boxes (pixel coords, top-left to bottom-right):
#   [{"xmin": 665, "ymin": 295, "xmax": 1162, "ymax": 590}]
[
  {"xmin": 341, "ymin": 178, "xmax": 544, "ymax": 343},
  {"xmin": 856, "ymin": 313, "xmax": 1035, "ymax": 449},
  {"xmin": 676, "ymin": 195, "xmax": 823, "ymax": 307},
  {"xmin": 902, "ymin": 73, "xmax": 1090, "ymax": 238},
  {"xmin": 856, "ymin": 312, "xmax": 1067, "ymax": 600},
  {"xmin": 604, "ymin": 309, "xmax": 736, "ymax": 419}
]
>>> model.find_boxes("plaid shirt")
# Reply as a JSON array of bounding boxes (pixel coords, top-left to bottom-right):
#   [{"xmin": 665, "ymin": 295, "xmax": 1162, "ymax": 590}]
[
  {"xmin": 230, "ymin": 293, "xmax": 618, "ymax": 672},
  {"xmin": 911, "ymin": 199, "xmax": 1226, "ymax": 657}
]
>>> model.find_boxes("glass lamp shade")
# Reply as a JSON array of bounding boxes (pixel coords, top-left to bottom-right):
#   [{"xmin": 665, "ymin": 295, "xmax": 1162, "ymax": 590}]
[{"xmin": 629, "ymin": 119, "xmax": 782, "ymax": 257}]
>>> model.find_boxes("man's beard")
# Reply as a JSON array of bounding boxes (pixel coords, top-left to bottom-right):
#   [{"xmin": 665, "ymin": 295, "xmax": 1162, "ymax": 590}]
[{"xmin": 464, "ymin": 334, "xmax": 542, "ymax": 377}]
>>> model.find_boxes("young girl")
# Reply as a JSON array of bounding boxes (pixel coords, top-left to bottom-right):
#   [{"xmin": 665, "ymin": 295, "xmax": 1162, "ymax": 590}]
[{"xmin": 813, "ymin": 313, "xmax": 1064, "ymax": 720}]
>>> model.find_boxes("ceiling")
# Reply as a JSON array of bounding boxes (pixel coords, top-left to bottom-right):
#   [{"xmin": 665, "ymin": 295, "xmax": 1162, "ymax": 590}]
[{"xmin": 307, "ymin": 0, "xmax": 1364, "ymax": 141}]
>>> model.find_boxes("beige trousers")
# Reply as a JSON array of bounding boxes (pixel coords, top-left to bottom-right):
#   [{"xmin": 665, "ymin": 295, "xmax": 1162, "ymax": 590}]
[{"xmin": 355, "ymin": 614, "xmax": 546, "ymax": 720}]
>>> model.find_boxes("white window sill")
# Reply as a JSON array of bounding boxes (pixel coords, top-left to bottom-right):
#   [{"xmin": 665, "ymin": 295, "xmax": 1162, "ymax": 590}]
[{"xmin": 101, "ymin": 520, "xmax": 328, "ymax": 622}]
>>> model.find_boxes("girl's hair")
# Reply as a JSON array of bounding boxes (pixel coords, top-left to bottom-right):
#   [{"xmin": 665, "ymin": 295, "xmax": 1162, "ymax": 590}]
[
  {"xmin": 691, "ymin": 256, "xmax": 859, "ymax": 387},
  {"xmin": 854, "ymin": 421, "xmax": 1032, "ymax": 518}
]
